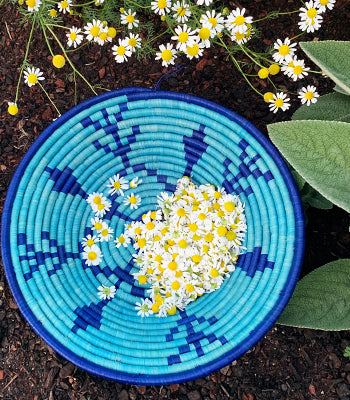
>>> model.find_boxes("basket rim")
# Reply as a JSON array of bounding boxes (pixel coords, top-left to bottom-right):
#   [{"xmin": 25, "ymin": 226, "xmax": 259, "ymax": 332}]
[{"xmin": 1, "ymin": 86, "xmax": 305, "ymax": 385}]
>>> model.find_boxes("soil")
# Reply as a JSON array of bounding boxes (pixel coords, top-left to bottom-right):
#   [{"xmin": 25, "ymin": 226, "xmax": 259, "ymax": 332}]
[{"xmin": 0, "ymin": 1, "xmax": 350, "ymax": 399}]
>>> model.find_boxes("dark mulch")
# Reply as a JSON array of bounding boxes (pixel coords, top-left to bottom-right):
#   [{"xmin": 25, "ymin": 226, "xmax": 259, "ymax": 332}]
[{"xmin": 1, "ymin": 1, "xmax": 350, "ymax": 399}]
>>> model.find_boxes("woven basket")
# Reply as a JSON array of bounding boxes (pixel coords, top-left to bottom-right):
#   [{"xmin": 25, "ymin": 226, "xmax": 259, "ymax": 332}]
[{"xmin": 2, "ymin": 87, "xmax": 304, "ymax": 385}]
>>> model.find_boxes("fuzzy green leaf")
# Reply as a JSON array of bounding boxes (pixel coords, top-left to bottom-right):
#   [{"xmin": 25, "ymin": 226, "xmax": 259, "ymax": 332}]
[
  {"xmin": 334, "ymin": 84, "xmax": 350, "ymax": 96},
  {"xmin": 300, "ymin": 41, "xmax": 350, "ymax": 95},
  {"xmin": 300, "ymin": 183, "xmax": 333, "ymax": 210},
  {"xmin": 292, "ymin": 92, "xmax": 350, "ymax": 123},
  {"xmin": 268, "ymin": 120, "xmax": 350, "ymax": 212},
  {"xmin": 278, "ymin": 259, "xmax": 350, "ymax": 330},
  {"xmin": 291, "ymin": 170, "xmax": 306, "ymax": 192}
]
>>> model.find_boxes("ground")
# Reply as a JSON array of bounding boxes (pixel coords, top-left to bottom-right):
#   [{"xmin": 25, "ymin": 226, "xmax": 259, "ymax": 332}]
[{"xmin": 0, "ymin": 1, "xmax": 350, "ymax": 399}]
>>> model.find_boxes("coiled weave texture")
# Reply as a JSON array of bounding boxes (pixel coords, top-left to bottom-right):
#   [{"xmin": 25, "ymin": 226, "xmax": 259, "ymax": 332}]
[{"xmin": 2, "ymin": 87, "xmax": 304, "ymax": 385}]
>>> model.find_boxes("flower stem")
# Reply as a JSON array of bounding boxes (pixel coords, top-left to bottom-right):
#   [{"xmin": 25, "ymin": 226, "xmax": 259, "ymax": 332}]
[{"xmin": 38, "ymin": 82, "xmax": 61, "ymax": 116}]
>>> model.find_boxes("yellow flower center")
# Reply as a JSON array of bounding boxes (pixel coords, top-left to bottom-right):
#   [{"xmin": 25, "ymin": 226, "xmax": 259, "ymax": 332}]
[
  {"xmin": 186, "ymin": 284, "xmax": 195, "ymax": 293},
  {"xmin": 27, "ymin": 73, "xmax": 38, "ymax": 84},
  {"xmin": 177, "ymin": 6, "xmax": 186, "ymax": 16},
  {"xmin": 119, "ymin": 236, "xmax": 125, "ymax": 243},
  {"xmin": 177, "ymin": 207, "xmax": 186, "ymax": 217},
  {"xmin": 138, "ymin": 238, "xmax": 147, "ymax": 248},
  {"xmin": 187, "ymin": 44, "xmax": 199, "ymax": 56},
  {"xmin": 97, "ymin": 203, "xmax": 105, "ymax": 211},
  {"xmin": 224, "ymin": 201, "xmax": 235, "ymax": 212},
  {"xmin": 208, "ymin": 17, "xmax": 217, "ymax": 27},
  {"xmin": 126, "ymin": 14, "xmax": 134, "ymax": 23},
  {"xmin": 199, "ymin": 27, "xmax": 210, "ymax": 40},
  {"xmin": 204, "ymin": 233, "xmax": 213, "ymax": 243},
  {"xmin": 305, "ymin": 91, "xmax": 314, "ymax": 100},
  {"xmin": 138, "ymin": 275, "xmax": 147, "ymax": 284},
  {"xmin": 152, "ymin": 303, "xmax": 159, "ymax": 313},
  {"xmin": 88, "ymin": 251, "xmax": 97, "ymax": 261},
  {"xmin": 210, "ymin": 268, "xmax": 219, "ymax": 278},
  {"xmin": 264, "ymin": 92, "xmax": 274, "ymax": 103},
  {"xmin": 307, "ymin": 8, "xmax": 317, "ymax": 18},
  {"xmin": 50, "ymin": 9, "xmax": 57, "ymax": 16},
  {"xmin": 155, "ymin": 255, "xmax": 163, "ymax": 263},
  {"xmin": 258, "ymin": 68, "xmax": 269, "ymax": 79},
  {"xmin": 86, "ymin": 239, "xmax": 95, "ymax": 247},
  {"xmin": 217, "ymin": 226, "xmax": 227, "ymax": 236},
  {"xmin": 158, "ymin": 0, "xmax": 167, "ymax": 9},
  {"xmin": 114, "ymin": 181, "xmax": 121, "ymax": 189},
  {"xmin": 178, "ymin": 32, "xmax": 189, "ymax": 43},
  {"xmin": 202, "ymin": 245, "xmax": 209, "ymax": 253},
  {"xmin": 188, "ymin": 223, "xmax": 197, "ymax": 232},
  {"xmin": 235, "ymin": 32, "xmax": 245, "ymax": 40},
  {"xmin": 94, "ymin": 222, "xmax": 102, "ymax": 230},
  {"xmin": 8, "ymin": 104, "xmax": 18, "ymax": 115},
  {"xmin": 61, "ymin": 0, "xmax": 68, "ymax": 9},
  {"xmin": 27, "ymin": 0, "xmax": 36, "ymax": 7},
  {"xmin": 198, "ymin": 213, "xmax": 206, "ymax": 220},
  {"xmin": 168, "ymin": 261, "xmax": 178, "ymax": 271},
  {"xmin": 101, "ymin": 229, "xmax": 109, "ymax": 237},
  {"xmin": 99, "ymin": 32, "xmax": 107, "ymax": 41},
  {"xmin": 129, "ymin": 195, "xmax": 137, "ymax": 203},
  {"xmin": 226, "ymin": 231, "xmax": 237, "ymax": 241},
  {"xmin": 70, "ymin": 32, "xmax": 77, "ymax": 41},
  {"xmin": 93, "ymin": 196, "xmax": 101, "ymax": 204},
  {"xmin": 90, "ymin": 26, "xmax": 100, "ymax": 37},
  {"xmin": 53, "ymin": 54, "xmax": 65, "ymax": 68},
  {"xmin": 274, "ymin": 98, "xmax": 284, "ymax": 108},
  {"xmin": 146, "ymin": 221, "xmax": 155, "ymax": 230},
  {"xmin": 234, "ymin": 15, "xmax": 245, "ymax": 25},
  {"xmin": 167, "ymin": 305, "xmax": 177, "ymax": 315},
  {"xmin": 269, "ymin": 64, "xmax": 280, "ymax": 75},
  {"xmin": 320, "ymin": 0, "xmax": 328, "ymax": 4},
  {"xmin": 293, "ymin": 65, "xmax": 303, "ymax": 75},
  {"xmin": 279, "ymin": 44, "xmax": 290, "ymax": 56},
  {"xmin": 161, "ymin": 49, "xmax": 173, "ymax": 61},
  {"xmin": 129, "ymin": 38, "xmax": 137, "ymax": 47},
  {"xmin": 171, "ymin": 281, "xmax": 180, "ymax": 291},
  {"xmin": 178, "ymin": 239, "xmax": 187, "ymax": 249},
  {"xmin": 191, "ymin": 255, "xmax": 202, "ymax": 263},
  {"xmin": 108, "ymin": 27, "xmax": 116, "ymax": 38},
  {"xmin": 214, "ymin": 191, "xmax": 222, "ymax": 199}
]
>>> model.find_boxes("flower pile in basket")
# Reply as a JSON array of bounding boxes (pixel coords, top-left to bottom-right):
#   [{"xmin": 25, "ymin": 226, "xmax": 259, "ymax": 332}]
[{"xmin": 81, "ymin": 175, "xmax": 247, "ymax": 317}]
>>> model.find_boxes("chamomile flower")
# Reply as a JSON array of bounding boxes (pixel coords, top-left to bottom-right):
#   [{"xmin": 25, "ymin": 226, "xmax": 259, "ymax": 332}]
[
  {"xmin": 81, "ymin": 234, "xmax": 99, "ymax": 249},
  {"xmin": 123, "ymin": 193, "xmax": 142, "ymax": 209},
  {"xmin": 171, "ymin": 24, "xmax": 198, "ymax": 51},
  {"xmin": 95, "ymin": 0, "xmax": 104, "ymax": 5},
  {"xmin": 196, "ymin": 0, "xmax": 213, "ymax": 6},
  {"xmin": 130, "ymin": 176, "xmax": 142, "ymax": 188},
  {"xmin": 151, "ymin": 0, "xmax": 171, "ymax": 16},
  {"xmin": 23, "ymin": 67, "xmax": 44, "ymax": 87},
  {"xmin": 298, "ymin": 85, "xmax": 319, "ymax": 106},
  {"xmin": 272, "ymin": 38, "xmax": 297, "ymax": 64},
  {"xmin": 125, "ymin": 33, "xmax": 142, "ymax": 52},
  {"xmin": 107, "ymin": 174, "xmax": 129, "ymax": 196},
  {"xmin": 298, "ymin": 1, "xmax": 323, "ymax": 33},
  {"xmin": 155, "ymin": 43, "xmax": 177, "ymax": 67},
  {"xmin": 98, "ymin": 222, "xmax": 114, "ymax": 242},
  {"xmin": 200, "ymin": 10, "xmax": 225, "ymax": 36},
  {"xmin": 135, "ymin": 298, "xmax": 154, "ymax": 317},
  {"xmin": 84, "ymin": 19, "xmax": 105, "ymax": 43},
  {"xmin": 172, "ymin": 1, "xmax": 191, "ymax": 23},
  {"xmin": 114, "ymin": 233, "xmax": 131, "ymax": 248},
  {"xmin": 197, "ymin": 23, "xmax": 215, "ymax": 48},
  {"xmin": 97, "ymin": 284, "xmax": 116, "ymax": 300},
  {"xmin": 121, "ymin": 9, "xmax": 139, "ymax": 29},
  {"xmin": 282, "ymin": 57, "xmax": 309, "ymax": 81},
  {"xmin": 66, "ymin": 26, "xmax": 84, "ymax": 48},
  {"xmin": 185, "ymin": 41, "xmax": 204, "ymax": 60},
  {"xmin": 91, "ymin": 217, "xmax": 104, "ymax": 233},
  {"xmin": 87, "ymin": 192, "xmax": 105, "ymax": 207},
  {"xmin": 57, "ymin": 0, "xmax": 72, "ymax": 14},
  {"xmin": 7, "ymin": 102, "xmax": 18, "ymax": 116},
  {"xmin": 315, "ymin": 0, "xmax": 336, "ymax": 13},
  {"xmin": 269, "ymin": 92, "xmax": 291, "ymax": 113},
  {"xmin": 231, "ymin": 30, "xmax": 249, "ymax": 45},
  {"xmin": 226, "ymin": 8, "xmax": 253, "ymax": 34},
  {"xmin": 82, "ymin": 244, "xmax": 103, "ymax": 266},
  {"xmin": 26, "ymin": 0, "xmax": 41, "ymax": 12},
  {"xmin": 112, "ymin": 39, "xmax": 132, "ymax": 63}
]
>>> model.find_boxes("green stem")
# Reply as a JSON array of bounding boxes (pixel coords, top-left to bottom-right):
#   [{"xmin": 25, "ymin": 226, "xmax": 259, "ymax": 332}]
[
  {"xmin": 124, "ymin": 0, "xmax": 152, "ymax": 8},
  {"xmin": 253, "ymin": 9, "xmax": 299, "ymax": 23},
  {"xmin": 148, "ymin": 27, "xmax": 171, "ymax": 43},
  {"xmin": 38, "ymin": 82, "xmax": 61, "ymax": 116},
  {"xmin": 66, "ymin": 41, "xmax": 90, "ymax": 53},
  {"xmin": 41, "ymin": 21, "xmax": 55, "ymax": 57},
  {"xmin": 46, "ymin": 23, "xmax": 69, "ymax": 29},
  {"xmin": 73, "ymin": 0, "xmax": 96, "ymax": 6},
  {"xmin": 45, "ymin": 24, "xmax": 98, "ymax": 95},
  {"xmin": 290, "ymin": 32, "xmax": 305, "ymax": 41},
  {"xmin": 15, "ymin": 15, "xmax": 37, "ymax": 103},
  {"xmin": 239, "ymin": 44, "xmax": 264, "ymax": 69}
]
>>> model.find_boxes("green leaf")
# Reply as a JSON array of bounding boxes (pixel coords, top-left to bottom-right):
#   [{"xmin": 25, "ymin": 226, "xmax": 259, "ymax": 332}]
[
  {"xmin": 291, "ymin": 169, "xmax": 306, "ymax": 192},
  {"xmin": 268, "ymin": 120, "xmax": 350, "ymax": 212},
  {"xmin": 300, "ymin": 183, "xmax": 333, "ymax": 210},
  {"xmin": 300, "ymin": 41, "xmax": 350, "ymax": 95},
  {"xmin": 292, "ymin": 92, "xmax": 350, "ymax": 123},
  {"xmin": 278, "ymin": 259, "xmax": 350, "ymax": 330},
  {"xmin": 334, "ymin": 84, "xmax": 350, "ymax": 96}
]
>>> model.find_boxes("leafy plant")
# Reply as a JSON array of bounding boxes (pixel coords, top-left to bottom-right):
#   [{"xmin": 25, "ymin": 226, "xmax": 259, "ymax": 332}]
[{"xmin": 267, "ymin": 40, "xmax": 350, "ymax": 330}]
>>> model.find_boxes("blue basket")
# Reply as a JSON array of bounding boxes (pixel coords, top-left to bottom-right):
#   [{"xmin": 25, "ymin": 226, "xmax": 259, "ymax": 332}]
[{"xmin": 1, "ymin": 87, "xmax": 304, "ymax": 385}]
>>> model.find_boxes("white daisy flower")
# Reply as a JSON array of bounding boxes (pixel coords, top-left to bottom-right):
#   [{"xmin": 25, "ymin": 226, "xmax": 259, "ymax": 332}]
[
  {"xmin": 86, "ymin": 192, "xmax": 105, "ymax": 207},
  {"xmin": 123, "ymin": 193, "xmax": 142, "ymax": 209},
  {"xmin": 97, "ymin": 284, "xmax": 116, "ymax": 300},
  {"xmin": 130, "ymin": 176, "xmax": 142, "ymax": 188},
  {"xmin": 200, "ymin": 10, "xmax": 225, "ymax": 35},
  {"xmin": 185, "ymin": 41, "xmax": 204, "ymax": 59},
  {"xmin": 231, "ymin": 30, "xmax": 250, "ymax": 45},
  {"xmin": 125, "ymin": 33, "xmax": 142, "ymax": 53},
  {"xmin": 282, "ymin": 57, "xmax": 309, "ymax": 81},
  {"xmin": 26, "ymin": 0, "xmax": 41, "ymax": 12},
  {"xmin": 112, "ymin": 39, "xmax": 132, "ymax": 63},
  {"xmin": 95, "ymin": 0, "xmax": 104, "ymax": 5},
  {"xmin": 151, "ymin": 0, "xmax": 171, "ymax": 16},
  {"xmin": 121, "ymin": 9, "xmax": 139, "ymax": 29},
  {"xmin": 23, "ymin": 67, "xmax": 44, "ymax": 87},
  {"xmin": 90, "ymin": 197, "xmax": 111, "ymax": 217},
  {"xmin": 107, "ymin": 174, "xmax": 129, "ymax": 196},
  {"xmin": 171, "ymin": 24, "xmax": 198, "ymax": 51},
  {"xmin": 226, "ymin": 8, "xmax": 253, "ymax": 34},
  {"xmin": 272, "ymin": 38, "xmax": 297, "ymax": 64},
  {"xmin": 197, "ymin": 23, "xmax": 215, "ymax": 48},
  {"xmin": 98, "ymin": 222, "xmax": 114, "ymax": 242},
  {"xmin": 57, "ymin": 0, "xmax": 72, "ymax": 14},
  {"xmin": 114, "ymin": 233, "xmax": 131, "ymax": 248},
  {"xmin": 155, "ymin": 43, "xmax": 177, "ymax": 67},
  {"xmin": 91, "ymin": 217, "xmax": 104, "ymax": 233},
  {"xmin": 66, "ymin": 26, "xmax": 84, "ymax": 48},
  {"xmin": 135, "ymin": 298, "xmax": 154, "ymax": 317},
  {"xmin": 298, "ymin": 1, "xmax": 323, "ymax": 32},
  {"xmin": 269, "ymin": 92, "xmax": 291, "ymax": 113},
  {"xmin": 81, "ymin": 234, "xmax": 99, "ymax": 249},
  {"xmin": 84, "ymin": 19, "xmax": 105, "ymax": 43},
  {"xmin": 172, "ymin": 1, "xmax": 191, "ymax": 23},
  {"xmin": 298, "ymin": 85, "xmax": 319, "ymax": 106},
  {"xmin": 315, "ymin": 0, "xmax": 336, "ymax": 13},
  {"xmin": 196, "ymin": 0, "xmax": 213, "ymax": 6},
  {"xmin": 82, "ymin": 244, "xmax": 103, "ymax": 266}
]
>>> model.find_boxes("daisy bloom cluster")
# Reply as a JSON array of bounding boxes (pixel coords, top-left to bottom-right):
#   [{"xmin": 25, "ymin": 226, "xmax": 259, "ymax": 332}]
[
  {"xmin": 125, "ymin": 176, "xmax": 247, "ymax": 317},
  {"xmin": 298, "ymin": 0, "xmax": 335, "ymax": 33}
]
